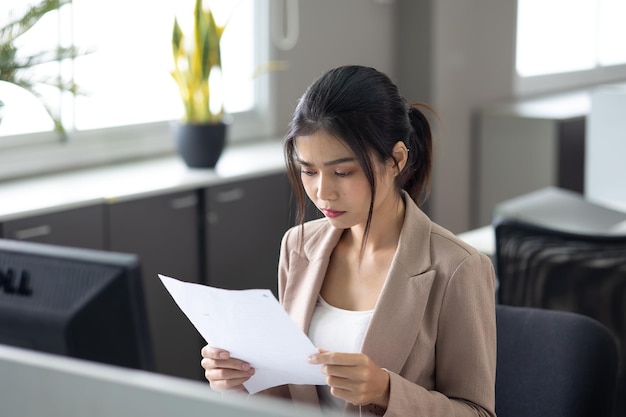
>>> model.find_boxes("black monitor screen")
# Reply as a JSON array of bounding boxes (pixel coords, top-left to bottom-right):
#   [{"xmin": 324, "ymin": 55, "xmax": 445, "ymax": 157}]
[{"xmin": 0, "ymin": 238, "xmax": 153, "ymax": 371}]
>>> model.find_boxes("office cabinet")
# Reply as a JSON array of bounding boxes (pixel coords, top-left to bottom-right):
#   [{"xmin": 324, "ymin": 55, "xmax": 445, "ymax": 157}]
[
  {"xmin": 0, "ymin": 141, "xmax": 291, "ymax": 383},
  {"xmin": 0, "ymin": 204, "xmax": 105, "ymax": 250},
  {"xmin": 204, "ymin": 173, "xmax": 291, "ymax": 295},
  {"xmin": 106, "ymin": 190, "xmax": 204, "ymax": 381}
]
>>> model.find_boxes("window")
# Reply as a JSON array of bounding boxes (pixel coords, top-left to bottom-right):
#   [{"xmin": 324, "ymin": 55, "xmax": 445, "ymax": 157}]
[
  {"xmin": 72, "ymin": 0, "xmax": 257, "ymax": 130},
  {"xmin": 515, "ymin": 0, "xmax": 626, "ymax": 94},
  {"xmin": 0, "ymin": 0, "xmax": 271, "ymax": 177}
]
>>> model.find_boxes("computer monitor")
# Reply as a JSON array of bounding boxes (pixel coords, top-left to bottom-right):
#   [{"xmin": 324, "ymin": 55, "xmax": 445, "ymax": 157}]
[{"xmin": 0, "ymin": 238, "xmax": 153, "ymax": 371}]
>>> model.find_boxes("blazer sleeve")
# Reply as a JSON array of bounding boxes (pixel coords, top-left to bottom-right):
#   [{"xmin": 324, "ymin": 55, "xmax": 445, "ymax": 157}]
[{"xmin": 380, "ymin": 252, "xmax": 497, "ymax": 417}]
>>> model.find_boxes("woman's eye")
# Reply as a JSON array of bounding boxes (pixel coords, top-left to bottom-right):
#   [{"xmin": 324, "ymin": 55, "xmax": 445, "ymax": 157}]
[
  {"xmin": 335, "ymin": 171, "xmax": 351, "ymax": 177},
  {"xmin": 301, "ymin": 170, "xmax": 317, "ymax": 176}
]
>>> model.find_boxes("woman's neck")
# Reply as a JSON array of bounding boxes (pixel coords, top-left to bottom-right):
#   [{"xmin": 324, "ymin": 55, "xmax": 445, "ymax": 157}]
[{"xmin": 347, "ymin": 193, "xmax": 406, "ymax": 254}]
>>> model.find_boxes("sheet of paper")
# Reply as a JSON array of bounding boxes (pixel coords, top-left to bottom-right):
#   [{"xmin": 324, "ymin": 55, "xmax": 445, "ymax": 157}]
[{"xmin": 158, "ymin": 274, "xmax": 326, "ymax": 394}]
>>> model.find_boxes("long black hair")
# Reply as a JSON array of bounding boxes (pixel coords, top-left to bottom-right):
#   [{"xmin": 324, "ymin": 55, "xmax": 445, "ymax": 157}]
[{"xmin": 284, "ymin": 65, "xmax": 434, "ymax": 236}]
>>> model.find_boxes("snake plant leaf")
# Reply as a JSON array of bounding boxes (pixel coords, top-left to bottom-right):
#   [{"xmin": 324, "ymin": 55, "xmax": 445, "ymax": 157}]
[
  {"xmin": 171, "ymin": 0, "xmax": 226, "ymax": 124},
  {"xmin": 172, "ymin": 18, "xmax": 183, "ymax": 61},
  {"xmin": 206, "ymin": 8, "xmax": 221, "ymax": 70}
]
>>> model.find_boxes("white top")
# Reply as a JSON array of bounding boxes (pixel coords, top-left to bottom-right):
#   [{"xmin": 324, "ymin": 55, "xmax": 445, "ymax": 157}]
[{"xmin": 308, "ymin": 296, "xmax": 374, "ymax": 413}]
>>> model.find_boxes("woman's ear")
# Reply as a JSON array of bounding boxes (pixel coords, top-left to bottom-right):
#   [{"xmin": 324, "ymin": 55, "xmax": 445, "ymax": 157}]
[{"xmin": 391, "ymin": 141, "xmax": 409, "ymax": 175}]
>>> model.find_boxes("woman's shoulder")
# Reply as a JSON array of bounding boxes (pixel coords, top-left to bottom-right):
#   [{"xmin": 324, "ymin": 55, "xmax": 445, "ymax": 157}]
[
  {"xmin": 426, "ymin": 221, "xmax": 494, "ymax": 280},
  {"xmin": 429, "ymin": 222, "xmax": 481, "ymax": 257},
  {"xmin": 404, "ymin": 195, "xmax": 482, "ymax": 260},
  {"xmin": 406, "ymin": 200, "xmax": 489, "ymax": 269}
]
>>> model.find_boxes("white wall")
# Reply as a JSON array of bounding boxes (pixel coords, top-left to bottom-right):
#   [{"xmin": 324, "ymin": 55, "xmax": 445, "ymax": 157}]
[
  {"xmin": 271, "ymin": 0, "xmax": 397, "ymax": 135},
  {"xmin": 429, "ymin": 0, "xmax": 517, "ymax": 232}
]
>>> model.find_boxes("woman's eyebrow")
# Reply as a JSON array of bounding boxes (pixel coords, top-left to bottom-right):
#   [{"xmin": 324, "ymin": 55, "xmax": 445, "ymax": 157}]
[{"xmin": 295, "ymin": 157, "xmax": 356, "ymax": 167}]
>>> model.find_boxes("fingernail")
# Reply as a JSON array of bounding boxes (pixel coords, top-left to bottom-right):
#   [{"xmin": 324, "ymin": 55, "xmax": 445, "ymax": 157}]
[
  {"xmin": 219, "ymin": 352, "xmax": 228, "ymax": 359},
  {"xmin": 241, "ymin": 363, "xmax": 250, "ymax": 371},
  {"xmin": 307, "ymin": 355, "xmax": 317, "ymax": 364}
]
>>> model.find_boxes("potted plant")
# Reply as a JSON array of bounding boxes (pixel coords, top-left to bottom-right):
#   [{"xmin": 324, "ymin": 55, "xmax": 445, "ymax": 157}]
[
  {"xmin": 0, "ymin": 0, "xmax": 86, "ymax": 137},
  {"xmin": 170, "ymin": 0, "xmax": 228, "ymax": 168}
]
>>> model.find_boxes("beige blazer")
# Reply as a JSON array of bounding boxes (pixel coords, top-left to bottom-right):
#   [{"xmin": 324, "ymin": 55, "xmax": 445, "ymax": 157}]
[{"xmin": 269, "ymin": 193, "xmax": 496, "ymax": 417}]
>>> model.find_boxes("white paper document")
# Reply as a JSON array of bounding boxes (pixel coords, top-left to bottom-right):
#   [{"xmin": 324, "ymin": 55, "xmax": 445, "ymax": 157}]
[{"xmin": 158, "ymin": 274, "xmax": 326, "ymax": 394}]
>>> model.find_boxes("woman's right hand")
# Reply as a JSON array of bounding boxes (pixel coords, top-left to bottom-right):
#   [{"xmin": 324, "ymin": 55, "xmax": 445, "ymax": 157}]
[{"xmin": 200, "ymin": 345, "xmax": 255, "ymax": 392}]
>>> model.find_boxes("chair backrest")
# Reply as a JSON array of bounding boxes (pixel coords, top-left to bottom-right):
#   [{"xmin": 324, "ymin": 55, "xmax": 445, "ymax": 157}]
[
  {"xmin": 495, "ymin": 305, "xmax": 619, "ymax": 417},
  {"xmin": 494, "ymin": 218, "xmax": 626, "ymax": 417}
]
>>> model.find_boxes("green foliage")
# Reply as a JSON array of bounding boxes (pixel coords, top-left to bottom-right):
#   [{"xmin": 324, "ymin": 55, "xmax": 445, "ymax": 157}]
[
  {"xmin": 0, "ymin": 0, "xmax": 87, "ymax": 136},
  {"xmin": 171, "ymin": 0, "xmax": 225, "ymax": 124}
]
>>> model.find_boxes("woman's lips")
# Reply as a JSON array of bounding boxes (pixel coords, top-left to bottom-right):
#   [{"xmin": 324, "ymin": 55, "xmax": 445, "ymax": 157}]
[{"xmin": 321, "ymin": 208, "xmax": 345, "ymax": 218}]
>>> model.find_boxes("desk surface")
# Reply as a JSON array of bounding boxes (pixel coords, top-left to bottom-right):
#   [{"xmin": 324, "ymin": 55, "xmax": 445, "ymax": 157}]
[
  {"xmin": 0, "ymin": 344, "xmax": 333, "ymax": 417},
  {"xmin": 493, "ymin": 187, "xmax": 626, "ymax": 235},
  {"xmin": 0, "ymin": 140, "xmax": 285, "ymax": 221},
  {"xmin": 458, "ymin": 187, "xmax": 626, "ymax": 258}
]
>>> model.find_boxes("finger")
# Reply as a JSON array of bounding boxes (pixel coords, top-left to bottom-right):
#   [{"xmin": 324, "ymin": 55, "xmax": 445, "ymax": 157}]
[
  {"xmin": 201, "ymin": 357, "xmax": 252, "ymax": 372},
  {"xmin": 325, "ymin": 365, "xmax": 391, "ymax": 407},
  {"xmin": 325, "ymin": 381, "xmax": 371, "ymax": 407},
  {"xmin": 328, "ymin": 385, "xmax": 357, "ymax": 402},
  {"xmin": 201, "ymin": 345, "xmax": 230, "ymax": 360},
  {"xmin": 322, "ymin": 363, "xmax": 369, "ymax": 380},
  {"xmin": 205, "ymin": 366, "xmax": 255, "ymax": 382},
  {"xmin": 208, "ymin": 372, "xmax": 254, "ymax": 391},
  {"xmin": 325, "ymin": 372, "xmax": 361, "ymax": 390},
  {"xmin": 308, "ymin": 351, "xmax": 366, "ymax": 366},
  {"xmin": 204, "ymin": 366, "xmax": 255, "ymax": 390}
]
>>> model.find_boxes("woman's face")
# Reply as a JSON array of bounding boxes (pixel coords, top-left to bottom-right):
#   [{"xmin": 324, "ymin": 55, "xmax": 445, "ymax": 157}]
[{"xmin": 294, "ymin": 130, "xmax": 399, "ymax": 230}]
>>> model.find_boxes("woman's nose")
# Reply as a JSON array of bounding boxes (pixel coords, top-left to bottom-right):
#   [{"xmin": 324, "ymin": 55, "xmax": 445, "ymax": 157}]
[{"xmin": 316, "ymin": 174, "xmax": 336, "ymax": 201}]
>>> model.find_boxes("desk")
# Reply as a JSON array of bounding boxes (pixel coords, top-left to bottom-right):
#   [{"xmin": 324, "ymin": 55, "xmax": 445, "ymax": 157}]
[
  {"xmin": 0, "ymin": 344, "xmax": 332, "ymax": 417},
  {"xmin": 458, "ymin": 187, "xmax": 626, "ymax": 259}
]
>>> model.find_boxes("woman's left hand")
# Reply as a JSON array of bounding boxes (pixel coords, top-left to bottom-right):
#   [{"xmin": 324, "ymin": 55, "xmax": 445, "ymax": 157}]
[{"xmin": 308, "ymin": 349, "xmax": 390, "ymax": 407}]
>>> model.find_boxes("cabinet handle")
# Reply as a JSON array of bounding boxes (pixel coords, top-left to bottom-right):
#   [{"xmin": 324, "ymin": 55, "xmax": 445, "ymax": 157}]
[
  {"xmin": 170, "ymin": 194, "xmax": 198, "ymax": 210},
  {"xmin": 215, "ymin": 188, "xmax": 245, "ymax": 203},
  {"xmin": 207, "ymin": 211, "xmax": 219, "ymax": 225},
  {"xmin": 14, "ymin": 225, "xmax": 52, "ymax": 240}
]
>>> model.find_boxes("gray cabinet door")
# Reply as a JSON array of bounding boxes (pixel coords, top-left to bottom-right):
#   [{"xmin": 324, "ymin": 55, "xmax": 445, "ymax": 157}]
[
  {"xmin": 204, "ymin": 173, "xmax": 291, "ymax": 295},
  {"xmin": 106, "ymin": 191, "xmax": 204, "ymax": 381},
  {"xmin": 1, "ymin": 205, "xmax": 105, "ymax": 250}
]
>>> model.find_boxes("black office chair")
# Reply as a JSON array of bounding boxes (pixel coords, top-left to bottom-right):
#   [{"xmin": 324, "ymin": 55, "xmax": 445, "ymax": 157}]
[
  {"xmin": 494, "ymin": 219, "xmax": 626, "ymax": 417},
  {"xmin": 495, "ymin": 305, "xmax": 619, "ymax": 417}
]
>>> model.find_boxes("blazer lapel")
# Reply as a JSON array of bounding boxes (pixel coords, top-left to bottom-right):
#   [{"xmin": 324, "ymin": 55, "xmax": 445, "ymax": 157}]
[
  {"xmin": 361, "ymin": 269, "xmax": 435, "ymax": 373},
  {"xmin": 361, "ymin": 194, "xmax": 436, "ymax": 374},
  {"xmin": 281, "ymin": 223, "xmax": 343, "ymax": 407},
  {"xmin": 282, "ymin": 224, "xmax": 344, "ymax": 332}
]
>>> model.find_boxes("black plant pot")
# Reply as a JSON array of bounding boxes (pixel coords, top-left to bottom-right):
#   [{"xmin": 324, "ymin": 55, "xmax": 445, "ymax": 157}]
[{"xmin": 174, "ymin": 122, "xmax": 227, "ymax": 168}]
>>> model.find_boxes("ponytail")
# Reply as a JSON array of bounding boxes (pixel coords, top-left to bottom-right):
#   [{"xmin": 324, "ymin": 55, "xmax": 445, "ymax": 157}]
[{"xmin": 398, "ymin": 103, "xmax": 434, "ymax": 207}]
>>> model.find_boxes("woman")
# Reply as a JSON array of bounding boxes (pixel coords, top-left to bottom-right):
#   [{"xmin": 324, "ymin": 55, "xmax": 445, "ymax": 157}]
[{"xmin": 201, "ymin": 65, "xmax": 496, "ymax": 417}]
